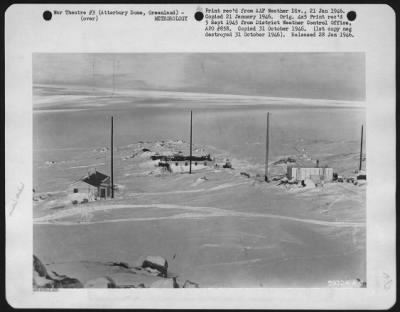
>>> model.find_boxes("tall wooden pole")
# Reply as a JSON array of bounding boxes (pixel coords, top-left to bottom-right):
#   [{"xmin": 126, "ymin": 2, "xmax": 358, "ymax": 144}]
[
  {"xmin": 265, "ymin": 112, "xmax": 270, "ymax": 182},
  {"xmin": 189, "ymin": 110, "xmax": 193, "ymax": 174},
  {"xmin": 359, "ymin": 124, "xmax": 363, "ymax": 171},
  {"xmin": 111, "ymin": 116, "xmax": 114, "ymax": 198},
  {"xmin": 92, "ymin": 55, "xmax": 95, "ymax": 94},
  {"xmin": 112, "ymin": 56, "xmax": 115, "ymax": 96}
]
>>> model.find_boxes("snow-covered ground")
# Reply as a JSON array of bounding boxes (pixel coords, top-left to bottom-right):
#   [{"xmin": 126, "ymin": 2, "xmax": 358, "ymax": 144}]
[
  {"xmin": 33, "ymin": 139, "xmax": 366, "ymax": 287},
  {"xmin": 32, "ymin": 85, "xmax": 366, "ymax": 287}
]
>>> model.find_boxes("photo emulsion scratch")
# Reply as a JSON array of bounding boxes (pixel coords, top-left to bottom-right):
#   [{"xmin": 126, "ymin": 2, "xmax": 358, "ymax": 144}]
[{"xmin": 32, "ymin": 52, "xmax": 367, "ymax": 289}]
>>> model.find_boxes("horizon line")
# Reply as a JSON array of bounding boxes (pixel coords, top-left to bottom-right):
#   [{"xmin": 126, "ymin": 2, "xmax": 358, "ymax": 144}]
[{"xmin": 33, "ymin": 83, "xmax": 366, "ymax": 108}]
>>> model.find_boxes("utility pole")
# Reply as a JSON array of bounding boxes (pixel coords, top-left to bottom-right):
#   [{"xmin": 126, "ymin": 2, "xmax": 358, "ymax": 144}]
[
  {"xmin": 112, "ymin": 56, "xmax": 115, "ymax": 96},
  {"xmin": 265, "ymin": 112, "xmax": 270, "ymax": 182},
  {"xmin": 92, "ymin": 55, "xmax": 95, "ymax": 94},
  {"xmin": 111, "ymin": 116, "xmax": 114, "ymax": 198},
  {"xmin": 359, "ymin": 124, "xmax": 363, "ymax": 172},
  {"xmin": 189, "ymin": 110, "xmax": 193, "ymax": 174}
]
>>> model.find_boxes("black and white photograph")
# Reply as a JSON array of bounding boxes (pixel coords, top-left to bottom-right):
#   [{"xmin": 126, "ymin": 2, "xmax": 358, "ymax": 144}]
[{"xmin": 32, "ymin": 52, "xmax": 367, "ymax": 288}]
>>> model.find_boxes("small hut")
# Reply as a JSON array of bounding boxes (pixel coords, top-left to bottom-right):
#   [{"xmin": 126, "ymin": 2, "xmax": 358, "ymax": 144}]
[{"xmin": 70, "ymin": 169, "xmax": 112, "ymax": 200}]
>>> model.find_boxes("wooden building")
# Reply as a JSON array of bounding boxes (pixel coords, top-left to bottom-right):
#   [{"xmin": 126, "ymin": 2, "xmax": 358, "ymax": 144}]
[
  {"xmin": 70, "ymin": 170, "xmax": 112, "ymax": 200},
  {"xmin": 287, "ymin": 166, "xmax": 334, "ymax": 182},
  {"xmin": 151, "ymin": 154, "xmax": 215, "ymax": 173}
]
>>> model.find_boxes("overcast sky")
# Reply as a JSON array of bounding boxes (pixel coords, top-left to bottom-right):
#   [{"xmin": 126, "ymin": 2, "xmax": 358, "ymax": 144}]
[{"xmin": 33, "ymin": 53, "xmax": 365, "ymax": 101}]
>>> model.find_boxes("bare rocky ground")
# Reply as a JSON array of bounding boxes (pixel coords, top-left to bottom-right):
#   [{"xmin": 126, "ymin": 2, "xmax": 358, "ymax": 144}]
[
  {"xmin": 33, "ymin": 254, "xmax": 197, "ymax": 289},
  {"xmin": 33, "ymin": 140, "xmax": 366, "ymax": 288}
]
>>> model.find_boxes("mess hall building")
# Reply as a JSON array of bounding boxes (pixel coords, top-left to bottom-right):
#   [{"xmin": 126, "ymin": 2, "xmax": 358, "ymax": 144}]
[{"xmin": 151, "ymin": 154, "xmax": 215, "ymax": 172}]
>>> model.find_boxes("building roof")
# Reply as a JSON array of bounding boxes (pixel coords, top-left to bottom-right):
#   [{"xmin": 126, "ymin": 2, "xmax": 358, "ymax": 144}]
[
  {"xmin": 151, "ymin": 154, "xmax": 212, "ymax": 162},
  {"xmin": 81, "ymin": 171, "xmax": 110, "ymax": 187},
  {"xmin": 289, "ymin": 165, "xmax": 332, "ymax": 169},
  {"xmin": 287, "ymin": 159, "xmax": 332, "ymax": 168}
]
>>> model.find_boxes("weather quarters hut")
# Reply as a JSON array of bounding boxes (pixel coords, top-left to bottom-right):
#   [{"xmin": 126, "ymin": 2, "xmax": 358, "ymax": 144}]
[
  {"xmin": 287, "ymin": 163, "xmax": 333, "ymax": 182},
  {"xmin": 71, "ymin": 169, "xmax": 112, "ymax": 200}
]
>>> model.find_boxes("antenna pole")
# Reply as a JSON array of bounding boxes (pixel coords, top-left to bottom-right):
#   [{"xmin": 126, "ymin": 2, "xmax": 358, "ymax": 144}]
[
  {"xmin": 189, "ymin": 110, "xmax": 193, "ymax": 174},
  {"xmin": 112, "ymin": 56, "xmax": 115, "ymax": 96},
  {"xmin": 92, "ymin": 55, "xmax": 95, "ymax": 94},
  {"xmin": 111, "ymin": 116, "xmax": 114, "ymax": 198},
  {"xmin": 359, "ymin": 124, "xmax": 363, "ymax": 171},
  {"xmin": 265, "ymin": 112, "xmax": 270, "ymax": 182}
]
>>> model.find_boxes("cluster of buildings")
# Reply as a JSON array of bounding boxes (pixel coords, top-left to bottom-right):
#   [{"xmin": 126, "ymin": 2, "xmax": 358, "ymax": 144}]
[{"xmin": 65, "ymin": 113, "xmax": 363, "ymax": 200}]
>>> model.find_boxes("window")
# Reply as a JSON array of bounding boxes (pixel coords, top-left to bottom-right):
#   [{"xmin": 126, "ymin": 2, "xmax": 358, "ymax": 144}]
[
  {"xmin": 195, "ymin": 162, "xmax": 198, "ymax": 166},
  {"xmin": 204, "ymin": 162, "xmax": 207, "ymax": 166},
  {"xmin": 175, "ymin": 162, "xmax": 178, "ymax": 166},
  {"xmin": 185, "ymin": 162, "xmax": 188, "ymax": 166}
]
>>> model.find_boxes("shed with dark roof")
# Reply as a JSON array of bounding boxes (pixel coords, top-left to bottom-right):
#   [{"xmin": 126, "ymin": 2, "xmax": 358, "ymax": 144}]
[{"xmin": 70, "ymin": 169, "xmax": 112, "ymax": 199}]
